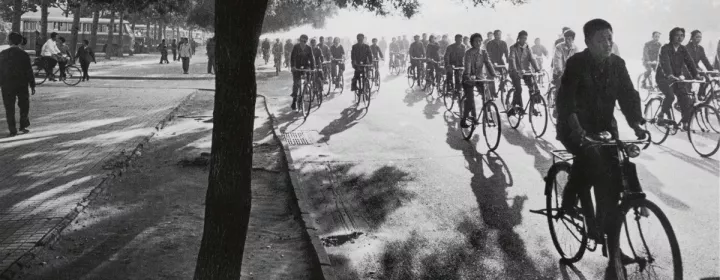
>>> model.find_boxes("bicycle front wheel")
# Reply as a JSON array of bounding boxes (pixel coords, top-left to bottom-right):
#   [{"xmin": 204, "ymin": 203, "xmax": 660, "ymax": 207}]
[
  {"xmin": 530, "ymin": 95, "xmax": 548, "ymax": 138},
  {"xmin": 482, "ymin": 101, "xmax": 501, "ymax": 151},
  {"xmin": 458, "ymin": 94, "xmax": 476, "ymax": 140},
  {"xmin": 546, "ymin": 162, "xmax": 588, "ymax": 264},
  {"xmin": 688, "ymin": 104, "xmax": 720, "ymax": 157},
  {"xmin": 302, "ymin": 83, "xmax": 313, "ymax": 118},
  {"xmin": 63, "ymin": 66, "xmax": 82, "ymax": 86},
  {"xmin": 610, "ymin": 198, "xmax": 682, "ymax": 280},
  {"xmin": 363, "ymin": 78, "xmax": 371, "ymax": 109},
  {"xmin": 644, "ymin": 97, "xmax": 670, "ymax": 145},
  {"xmin": 546, "ymin": 86, "xmax": 558, "ymax": 125},
  {"xmin": 34, "ymin": 64, "xmax": 48, "ymax": 85},
  {"xmin": 407, "ymin": 67, "xmax": 415, "ymax": 88}
]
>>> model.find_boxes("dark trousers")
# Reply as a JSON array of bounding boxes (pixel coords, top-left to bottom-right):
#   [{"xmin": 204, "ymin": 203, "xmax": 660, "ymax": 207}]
[
  {"xmin": 181, "ymin": 57, "xmax": 190, "ymax": 73},
  {"xmin": 1, "ymin": 89, "xmax": 30, "ymax": 134},
  {"xmin": 80, "ymin": 60, "xmax": 91, "ymax": 80},
  {"xmin": 510, "ymin": 72, "xmax": 537, "ymax": 106},
  {"xmin": 207, "ymin": 55, "xmax": 216, "ymax": 74},
  {"xmin": 160, "ymin": 52, "xmax": 169, "ymax": 64},
  {"xmin": 58, "ymin": 60, "xmax": 67, "ymax": 78},
  {"xmin": 292, "ymin": 71, "xmax": 302, "ymax": 98},
  {"xmin": 172, "ymin": 49, "xmax": 177, "ymax": 61},
  {"xmin": 445, "ymin": 69, "xmax": 462, "ymax": 92},
  {"xmin": 657, "ymin": 78, "xmax": 692, "ymax": 123},
  {"xmin": 461, "ymin": 80, "xmax": 485, "ymax": 119},
  {"xmin": 41, "ymin": 57, "xmax": 57, "ymax": 78}
]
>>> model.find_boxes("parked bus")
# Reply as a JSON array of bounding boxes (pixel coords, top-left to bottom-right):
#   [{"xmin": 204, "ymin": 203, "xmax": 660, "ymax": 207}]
[{"xmin": 20, "ymin": 15, "xmax": 135, "ymax": 53}]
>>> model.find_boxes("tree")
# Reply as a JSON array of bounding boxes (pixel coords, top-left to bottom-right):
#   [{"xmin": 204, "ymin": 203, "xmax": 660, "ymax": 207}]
[
  {"xmin": 0, "ymin": 0, "xmax": 38, "ymax": 32},
  {"xmin": 105, "ymin": 9, "xmax": 114, "ymax": 57},
  {"xmin": 89, "ymin": 6, "xmax": 99, "ymax": 50},
  {"xmin": 69, "ymin": 0, "xmax": 81, "ymax": 55}
]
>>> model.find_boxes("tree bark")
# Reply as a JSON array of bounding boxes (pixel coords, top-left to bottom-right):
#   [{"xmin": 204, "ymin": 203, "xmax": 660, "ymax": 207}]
[
  {"xmin": 192, "ymin": 0, "xmax": 269, "ymax": 279},
  {"xmin": 40, "ymin": 0, "xmax": 49, "ymax": 40},
  {"xmin": 90, "ymin": 8, "xmax": 99, "ymax": 51},
  {"xmin": 69, "ymin": 1, "xmax": 81, "ymax": 56},
  {"xmin": 11, "ymin": 0, "xmax": 22, "ymax": 32},
  {"xmin": 117, "ymin": 11, "xmax": 124, "ymax": 57},
  {"xmin": 106, "ymin": 10, "xmax": 115, "ymax": 59}
]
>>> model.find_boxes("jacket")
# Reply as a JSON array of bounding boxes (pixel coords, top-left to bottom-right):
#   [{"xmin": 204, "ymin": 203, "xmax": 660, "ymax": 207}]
[
  {"xmin": 179, "ymin": 43, "xmax": 191, "ymax": 58},
  {"xmin": 642, "ymin": 40, "xmax": 662, "ymax": 63},
  {"xmin": 426, "ymin": 42, "xmax": 440, "ymax": 61},
  {"xmin": 463, "ymin": 48, "xmax": 495, "ymax": 80},
  {"xmin": 444, "ymin": 42, "xmax": 466, "ymax": 68},
  {"xmin": 657, "ymin": 44, "xmax": 697, "ymax": 80},
  {"xmin": 291, "ymin": 43, "xmax": 314, "ymax": 69},
  {"xmin": 75, "ymin": 45, "xmax": 96, "ymax": 63},
  {"xmin": 508, "ymin": 43, "xmax": 539, "ymax": 73},
  {"xmin": 351, "ymin": 43, "xmax": 373, "ymax": 67},
  {"xmin": 686, "ymin": 43, "xmax": 713, "ymax": 70},
  {"xmin": 371, "ymin": 44, "xmax": 384, "ymax": 60},
  {"xmin": 408, "ymin": 41, "xmax": 425, "ymax": 58},
  {"xmin": 486, "ymin": 39, "xmax": 509, "ymax": 65},
  {"xmin": 206, "ymin": 39, "xmax": 216, "ymax": 57},
  {"xmin": 553, "ymin": 42, "xmax": 579, "ymax": 75},
  {"xmin": 0, "ymin": 46, "xmax": 35, "ymax": 91}
]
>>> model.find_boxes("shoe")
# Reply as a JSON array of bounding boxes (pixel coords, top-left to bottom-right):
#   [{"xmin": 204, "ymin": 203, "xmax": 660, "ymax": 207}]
[
  {"xmin": 184, "ymin": 72, "xmax": 189, "ymax": 74},
  {"xmin": 7, "ymin": 132, "xmax": 17, "ymax": 137},
  {"xmin": 680, "ymin": 122, "xmax": 689, "ymax": 131},
  {"xmin": 291, "ymin": 102, "xmax": 297, "ymax": 111},
  {"xmin": 19, "ymin": 129, "xmax": 29, "ymax": 134}
]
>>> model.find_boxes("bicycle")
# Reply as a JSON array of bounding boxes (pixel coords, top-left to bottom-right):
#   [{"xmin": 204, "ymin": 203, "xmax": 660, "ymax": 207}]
[
  {"xmin": 534, "ymin": 131, "xmax": 681, "ymax": 279},
  {"xmin": 643, "ymin": 77, "xmax": 704, "ymax": 145},
  {"xmin": 389, "ymin": 52, "xmax": 403, "ymax": 76},
  {"xmin": 458, "ymin": 77, "xmax": 502, "ymax": 151},
  {"xmin": 371, "ymin": 59, "xmax": 381, "ymax": 93},
  {"xmin": 321, "ymin": 61, "xmax": 333, "ymax": 96},
  {"xmin": 354, "ymin": 63, "xmax": 373, "ymax": 110},
  {"xmin": 330, "ymin": 58, "xmax": 345, "ymax": 94},
  {"xmin": 687, "ymin": 70, "xmax": 720, "ymax": 157},
  {"xmin": 493, "ymin": 64, "xmax": 513, "ymax": 110},
  {"xmin": 293, "ymin": 67, "xmax": 320, "ymax": 118},
  {"xmin": 275, "ymin": 56, "xmax": 282, "ymax": 76},
  {"xmin": 442, "ymin": 66, "xmax": 464, "ymax": 112},
  {"xmin": 407, "ymin": 57, "xmax": 425, "ymax": 88},
  {"xmin": 637, "ymin": 61, "xmax": 659, "ymax": 102},
  {"xmin": 423, "ymin": 58, "xmax": 443, "ymax": 96},
  {"xmin": 502, "ymin": 71, "xmax": 549, "ymax": 138},
  {"xmin": 32, "ymin": 58, "xmax": 82, "ymax": 86}
]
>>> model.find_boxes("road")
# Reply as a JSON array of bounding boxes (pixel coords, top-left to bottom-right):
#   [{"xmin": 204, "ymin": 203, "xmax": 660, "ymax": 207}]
[{"xmin": 259, "ymin": 58, "xmax": 719, "ymax": 279}]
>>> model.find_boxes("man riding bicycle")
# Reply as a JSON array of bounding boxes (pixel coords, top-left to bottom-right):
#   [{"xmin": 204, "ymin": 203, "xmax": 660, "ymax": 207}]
[
  {"xmin": 425, "ymin": 35, "xmax": 442, "ymax": 86},
  {"xmin": 552, "ymin": 29, "xmax": 579, "ymax": 87},
  {"xmin": 486, "ymin": 30, "xmax": 509, "ymax": 94},
  {"xmin": 310, "ymin": 38, "xmax": 325, "ymax": 92},
  {"xmin": 272, "ymin": 38, "xmax": 283, "ymax": 70},
  {"xmin": 444, "ymin": 34, "xmax": 466, "ymax": 93},
  {"xmin": 408, "ymin": 35, "xmax": 426, "ymax": 82},
  {"xmin": 389, "ymin": 37, "xmax": 402, "ymax": 69},
  {"xmin": 556, "ymin": 19, "xmax": 647, "ymax": 256},
  {"xmin": 370, "ymin": 38, "xmax": 384, "ymax": 78},
  {"xmin": 641, "ymin": 31, "xmax": 662, "ymax": 89},
  {"xmin": 40, "ymin": 32, "xmax": 62, "ymax": 82},
  {"xmin": 261, "ymin": 38, "xmax": 271, "ymax": 65},
  {"xmin": 460, "ymin": 33, "xmax": 496, "ymax": 128},
  {"xmin": 350, "ymin": 33, "xmax": 373, "ymax": 93},
  {"xmin": 656, "ymin": 27, "xmax": 701, "ymax": 131},
  {"xmin": 507, "ymin": 30, "xmax": 541, "ymax": 116},
  {"xmin": 284, "ymin": 39, "xmax": 293, "ymax": 68},
  {"xmin": 289, "ymin": 34, "xmax": 315, "ymax": 111},
  {"xmin": 330, "ymin": 37, "xmax": 346, "ymax": 87},
  {"xmin": 685, "ymin": 30, "xmax": 715, "ymax": 98}
]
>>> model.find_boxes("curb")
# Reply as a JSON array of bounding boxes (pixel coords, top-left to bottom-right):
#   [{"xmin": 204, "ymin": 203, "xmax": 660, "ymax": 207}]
[
  {"xmin": 88, "ymin": 76, "xmax": 215, "ymax": 81},
  {"xmin": 258, "ymin": 95, "xmax": 336, "ymax": 280},
  {"xmin": 0, "ymin": 92, "xmax": 197, "ymax": 280}
]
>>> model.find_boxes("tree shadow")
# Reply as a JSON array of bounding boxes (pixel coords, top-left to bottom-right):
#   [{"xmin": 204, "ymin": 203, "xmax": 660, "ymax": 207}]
[{"xmin": 318, "ymin": 107, "xmax": 365, "ymax": 143}]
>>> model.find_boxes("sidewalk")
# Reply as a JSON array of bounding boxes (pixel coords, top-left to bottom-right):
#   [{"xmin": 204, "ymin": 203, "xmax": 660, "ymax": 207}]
[{"xmin": 0, "ymin": 83, "xmax": 195, "ymax": 278}]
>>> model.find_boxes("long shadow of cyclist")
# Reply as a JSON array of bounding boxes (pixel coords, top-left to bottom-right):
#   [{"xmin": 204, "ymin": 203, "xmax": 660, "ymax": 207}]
[{"xmin": 317, "ymin": 107, "xmax": 366, "ymax": 143}]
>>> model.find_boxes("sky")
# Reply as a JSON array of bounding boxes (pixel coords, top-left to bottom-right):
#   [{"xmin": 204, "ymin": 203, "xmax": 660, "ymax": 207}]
[{"xmin": 268, "ymin": 0, "xmax": 720, "ymax": 60}]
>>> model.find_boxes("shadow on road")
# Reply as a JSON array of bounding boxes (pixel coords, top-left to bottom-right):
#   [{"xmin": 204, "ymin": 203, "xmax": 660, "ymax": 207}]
[
  {"xmin": 403, "ymin": 86, "xmax": 427, "ymax": 107},
  {"xmin": 318, "ymin": 107, "xmax": 366, "ymax": 143},
  {"xmin": 423, "ymin": 96, "xmax": 444, "ymax": 119}
]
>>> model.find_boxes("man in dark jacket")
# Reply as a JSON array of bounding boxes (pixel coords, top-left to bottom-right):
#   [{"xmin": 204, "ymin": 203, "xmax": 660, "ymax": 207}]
[
  {"xmin": 290, "ymin": 34, "xmax": 314, "ymax": 110},
  {"xmin": 444, "ymin": 34, "xmax": 466, "ymax": 91},
  {"xmin": 370, "ymin": 38, "xmax": 384, "ymax": 78},
  {"xmin": 656, "ymin": 27, "xmax": 700, "ymax": 131},
  {"xmin": 206, "ymin": 37, "xmax": 216, "ymax": 74},
  {"xmin": 425, "ymin": 35, "xmax": 441, "ymax": 86},
  {"xmin": 685, "ymin": 30, "xmax": 714, "ymax": 97},
  {"xmin": 408, "ymin": 35, "xmax": 426, "ymax": 81},
  {"xmin": 75, "ymin": 39, "xmax": 96, "ymax": 81},
  {"xmin": 0, "ymin": 32, "xmax": 36, "ymax": 137},
  {"xmin": 330, "ymin": 38, "xmax": 345, "ymax": 87},
  {"xmin": 171, "ymin": 39, "xmax": 178, "ymax": 61},
  {"xmin": 351, "ymin": 33, "xmax": 373, "ymax": 92},
  {"xmin": 34, "ymin": 31, "xmax": 43, "ymax": 57}
]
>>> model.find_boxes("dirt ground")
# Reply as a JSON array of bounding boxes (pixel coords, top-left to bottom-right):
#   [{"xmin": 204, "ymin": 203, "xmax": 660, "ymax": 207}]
[{"xmin": 14, "ymin": 91, "xmax": 320, "ymax": 280}]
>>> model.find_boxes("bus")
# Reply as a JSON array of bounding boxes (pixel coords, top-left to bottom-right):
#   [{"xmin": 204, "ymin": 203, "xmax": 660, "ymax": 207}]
[{"xmin": 20, "ymin": 15, "xmax": 135, "ymax": 53}]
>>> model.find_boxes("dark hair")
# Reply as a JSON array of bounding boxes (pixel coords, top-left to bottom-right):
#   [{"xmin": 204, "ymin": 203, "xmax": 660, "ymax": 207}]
[
  {"xmin": 59, "ymin": 37, "xmax": 65, "ymax": 43},
  {"xmin": 319, "ymin": 36, "xmax": 324, "ymax": 40},
  {"xmin": 83, "ymin": 39, "xmax": 89, "ymax": 45},
  {"xmin": 562, "ymin": 27, "xmax": 570, "ymax": 32},
  {"xmin": 690, "ymin": 30, "xmax": 701, "ymax": 38},
  {"xmin": 487, "ymin": 32, "xmax": 493, "ymax": 36},
  {"xmin": 50, "ymin": 32, "xmax": 58, "ymax": 39},
  {"xmin": 669, "ymin": 27, "xmax": 685, "ymax": 41},
  {"xmin": 8, "ymin": 32, "xmax": 22, "ymax": 45},
  {"xmin": 455, "ymin": 34, "xmax": 463, "ymax": 40},
  {"xmin": 470, "ymin": 33, "xmax": 483, "ymax": 45},
  {"xmin": 494, "ymin": 30, "xmax": 501, "ymax": 35},
  {"xmin": 517, "ymin": 30, "xmax": 528, "ymax": 39},
  {"xmin": 372, "ymin": 38, "xmax": 377, "ymax": 41},
  {"xmin": 564, "ymin": 30, "xmax": 576, "ymax": 39},
  {"xmin": 357, "ymin": 33, "xmax": 364, "ymax": 38},
  {"xmin": 652, "ymin": 31, "xmax": 660, "ymax": 37},
  {"xmin": 583, "ymin": 19, "xmax": 613, "ymax": 40}
]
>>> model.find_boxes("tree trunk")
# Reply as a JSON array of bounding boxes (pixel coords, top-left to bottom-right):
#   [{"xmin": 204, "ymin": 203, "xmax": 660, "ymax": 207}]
[
  {"xmin": 192, "ymin": 0, "xmax": 269, "ymax": 279},
  {"xmin": 69, "ymin": 2, "xmax": 81, "ymax": 56},
  {"xmin": 145, "ymin": 18, "xmax": 151, "ymax": 52},
  {"xmin": 129, "ymin": 15, "xmax": 135, "ymax": 56},
  {"xmin": 106, "ymin": 10, "xmax": 115, "ymax": 59},
  {"xmin": 11, "ymin": 0, "xmax": 22, "ymax": 32},
  {"xmin": 117, "ymin": 11, "xmax": 124, "ymax": 57},
  {"xmin": 90, "ymin": 8, "xmax": 100, "ymax": 51},
  {"xmin": 40, "ymin": 0, "xmax": 49, "ymax": 40}
]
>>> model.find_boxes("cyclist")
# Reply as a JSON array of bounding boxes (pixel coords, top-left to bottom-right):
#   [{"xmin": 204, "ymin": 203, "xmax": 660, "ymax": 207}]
[
  {"xmin": 310, "ymin": 38, "xmax": 325, "ymax": 92},
  {"xmin": 460, "ymin": 33, "xmax": 496, "ymax": 128},
  {"xmin": 640, "ymin": 31, "xmax": 662, "ymax": 89},
  {"xmin": 445, "ymin": 34, "xmax": 466, "ymax": 93},
  {"xmin": 261, "ymin": 38, "xmax": 271, "ymax": 64},
  {"xmin": 379, "ymin": 37, "xmax": 388, "ymax": 57},
  {"xmin": 531, "ymin": 38, "xmax": 549, "ymax": 70},
  {"xmin": 350, "ymin": 33, "xmax": 373, "ymax": 93},
  {"xmin": 40, "ymin": 32, "xmax": 61, "ymax": 82},
  {"xmin": 389, "ymin": 37, "xmax": 401, "ymax": 69},
  {"xmin": 439, "ymin": 34, "xmax": 450, "ymax": 57},
  {"xmin": 272, "ymin": 38, "xmax": 283, "ymax": 70},
  {"xmin": 487, "ymin": 29, "xmax": 509, "ymax": 94},
  {"xmin": 507, "ymin": 30, "xmax": 541, "ymax": 116},
  {"xmin": 421, "ymin": 33, "xmax": 429, "ymax": 49},
  {"xmin": 552, "ymin": 29, "xmax": 579, "ymax": 86},
  {"xmin": 319, "ymin": 36, "xmax": 332, "ymax": 63},
  {"xmin": 462, "ymin": 36, "xmax": 470, "ymax": 50},
  {"xmin": 330, "ymin": 37, "xmax": 346, "ymax": 88},
  {"xmin": 370, "ymin": 38, "xmax": 384, "ymax": 78},
  {"xmin": 685, "ymin": 30, "xmax": 715, "ymax": 98},
  {"xmin": 284, "ymin": 39, "xmax": 294, "ymax": 68},
  {"xmin": 482, "ymin": 32, "xmax": 493, "ymax": 50},
  {"xmin": 426, "ymin": 35, "xmax": 441, "ymax": 86},
  {"xmin": 555, "ymin": 19, "xmax": 646, "ymax": 248},
  {"xmin": 401, "ymin": 35, "xmax": 410, "ymax": 54},
  {"xmin": 409, "ymin": 35, "xmax": 426, "ymax": 82},
  {"xmin": 289, "ymin": 34, "xmax": 314, "ymax": 111},
  {"xmin": 656, "ymin": 27, "xmax": 700, "ymax": 131},
  {"xmin": 551, "ymin": 27, "xmax": 571, "ymax": 70}
]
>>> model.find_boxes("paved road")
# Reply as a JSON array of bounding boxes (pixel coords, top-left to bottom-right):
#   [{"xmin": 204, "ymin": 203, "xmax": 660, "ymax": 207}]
[
  {"xmin": 0, "ymin": 56, "xmax": 214, "ymax": 275},
  {"xmin": 260, "ymin": 59, "xmax": 719, "ymax": 279}
]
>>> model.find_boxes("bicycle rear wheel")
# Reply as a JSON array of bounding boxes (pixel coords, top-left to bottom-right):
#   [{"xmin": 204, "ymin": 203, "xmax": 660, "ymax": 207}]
[
  {"xmin": 610, "ymin": 198, "xmax": 682, "ymax": 280},
  {"xmin": 407, "ymin": 67, "xmax": 415, "ymax": 88},
  {"xmin": 482, "ymin": 101, "xmax": 501, "ymax": 151},
  {"xmin": 688, "ymin": 104, "xmax": 720, "ymax": 157},
  {"xmin": 546, "ymin": 162, "xmax": 588, "ymax": 264},
  {"xmin": 373, "ymin": 74, "xmax": 381, "ymax": 93},
  {"xmin": 443, "ymin": 88, "xmax": 457, "ymax": 112},
  {"xmin": 644, "ymin": 98, "xmax": 670, "ymax": 145},
  {"xmin": 33, "ymin": 64, "xmax": 48, "ymax": 85},
  {"xmin": 63, "ymin": 66, "xmax": 82, "ymax": 86},
  {"xmin": 530, "ymin": 95, "xmax": 548, "ymax": 138},
  {"xmin": 505, "ymin": 90, "xmax": 522, "ymax": 129}
]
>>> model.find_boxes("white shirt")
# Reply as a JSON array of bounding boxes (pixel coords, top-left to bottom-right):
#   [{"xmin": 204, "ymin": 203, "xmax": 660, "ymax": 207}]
[{"xmin": 41, "ymin": 38, "xmax": 61, "ymax": 57}]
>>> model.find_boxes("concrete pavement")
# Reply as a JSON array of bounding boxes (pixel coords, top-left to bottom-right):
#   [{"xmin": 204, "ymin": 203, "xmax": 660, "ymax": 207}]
[{"xmin": 261, "ymin": 60, "xmax": 719, "ymax": 279}]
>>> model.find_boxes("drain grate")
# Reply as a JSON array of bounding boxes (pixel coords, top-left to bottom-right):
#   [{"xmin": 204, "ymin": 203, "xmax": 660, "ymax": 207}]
[{"xmin": 282, "ymin": 131, "xmax": 315, "ymax": 145}]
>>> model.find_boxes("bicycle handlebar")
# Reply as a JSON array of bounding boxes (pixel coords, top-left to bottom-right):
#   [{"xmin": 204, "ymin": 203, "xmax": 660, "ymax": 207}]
[{"xmin": 582, "ymin": 130, "xmax": 651, "ymax": 151}]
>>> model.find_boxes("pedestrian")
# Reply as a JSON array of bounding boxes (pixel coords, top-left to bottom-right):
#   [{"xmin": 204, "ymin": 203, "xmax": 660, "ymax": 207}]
[
  {"xmin": 34, "ymin": 30, "xmax": 43, "ymax": 57},
  {"xmin": 206, "ymin": 37, "xmax": 216, "ymax": 74},
  {"xmin": 158, "ymin": 39, "xmax": 169, "ymax": 64},
  {"xmin": 190, "ymin": 39, "xmax": 196, "ymax": 56},
  {"xmin": 56, "ymin": 37, "xmax": 72, "ymax": 80},
  {"xmin": 0, "ymin": 32, "xmax": 36, "ymax": 137},
  {"xmin": 179, "ymin": 37, "xmax": 192, "ymax": 74},
  {"xmin": 171, "ymin": 39, "xmax": 178, "ymax": 61},
  {"xmin": 75, "ymin": 39, "xmax": 96, "ymax": 81}
]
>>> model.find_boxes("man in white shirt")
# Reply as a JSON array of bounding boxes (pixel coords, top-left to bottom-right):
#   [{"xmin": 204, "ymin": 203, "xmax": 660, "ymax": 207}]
[{"xmin": 41, "ymin": 32, "xmax": 61, "ymax": 81}]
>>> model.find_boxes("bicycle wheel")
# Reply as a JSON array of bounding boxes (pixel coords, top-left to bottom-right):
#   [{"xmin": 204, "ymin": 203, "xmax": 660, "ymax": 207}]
[
  {"xmin": 499, "ymin": 83, "xmax": 512, "ymax": 112},
  {"xmin": 302, "ymin": 83, "xmax": 313, "ymax": 118},
  {"xmin": 610, "ymin": 199, "xmax": 682, "ymax": 280},
  {"xmin": 315, "ymin": 82, "xmax": 324, "ymax": 108},
  {"xmin": 424, "ymin": 75, "xmax": 434, "ymax": 95},
  {"xmin": 482, "ymin": 101, "xmax": 501, "ymax": 151},
  {"xmin": 443, "ymin": 87, "xmax": 457, "ymax": 112},
  {"xmin": 546, "ymin": 86, "xmax": 558, "ymax": 125},
  {"xmin": 62, "ymin": 66, "xmax": 82, "ymax": 86},
  {"xmin": 458, "ymin": 94, "xmax": 476, "ymax": 140},
  {"xmin": 530, "ymin": 95, "xmax": 549, "ymax": 138},
  {"xmin": 505, "ymin": 89, "xmax": 522, "ymax": 129},
  {"xmin": 373, "ymin": 73, "xmax": 381, "ymax": 92},
  {"xmin": 363, "ymin": 78, "xmax": 371, "ymax": 109},
  {"xmin": 688, "ymin": 104, "xmax": 720, "ymax": 157},
  {"xmin": 545, "ymin": 162, "xmax": 588, "ymax": 264},
  {"xmin": 435, "ymin": 75, "xmax": 445, "ymax": 98},
  {"xmin": 338, "ymin": 74, "xmax": 345, "ymax": 94},
  {"xmin": 407, "ymin": 67, "xmax": 415, "ymax": 88},
  {"xmin": 33, "ymin": 64, "xmax": 48, "ymax": 85},
  {"xmin": 540, "ymin": 69, "xmax": 550, "ymax": 88},
  {"xmin": 644, "ymin": 98, "xmax": 670, "ymax": 145}
]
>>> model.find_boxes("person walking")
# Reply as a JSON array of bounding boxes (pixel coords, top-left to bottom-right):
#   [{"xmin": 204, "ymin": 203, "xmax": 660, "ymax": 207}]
[
  {"xmin": 206, "ymin": 37, "xmax": 216, "ymax": 74},
  {"xmin": 0, "ymin": 32, "xmax": 36, "ymax": 137},
  {"xmin": 158, "ymin": 39, "xmax": 169, "ymax": 64},
  {"xmin": 179, "ymin": 38, "xmax": 192, "ymax": 74},
  {"xmin": 171, "ymin": 39, "xmax": 178, "ymax": 61},
  {"xmin": 34, "ymin": 30, "xmax": 43, "ymax": 57},
  {"xmin": 75, "ymin": 39, "xmax": 96, "ymax": 81}
]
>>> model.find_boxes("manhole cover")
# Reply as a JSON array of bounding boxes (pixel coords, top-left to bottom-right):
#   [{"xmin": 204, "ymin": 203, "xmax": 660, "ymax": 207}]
[{"xmin": 282, "ymin": 131, "xmax": 318, "ymax": 145}]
